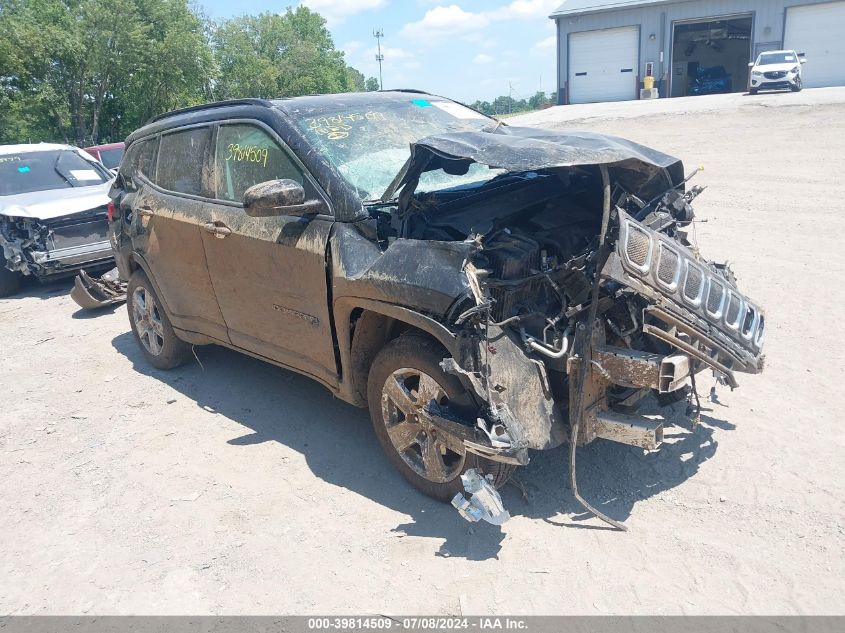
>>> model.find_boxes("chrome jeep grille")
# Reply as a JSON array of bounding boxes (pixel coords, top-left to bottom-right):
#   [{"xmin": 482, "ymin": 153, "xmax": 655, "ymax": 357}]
[
  {"xmin": 684, "ymin": 265, "xmax": 703, "ymax": 302},
  {"xmin": 626, "ymin": 225, "xmax": 651, "ymax": 268},
  {"xmin": 616, "ymin": 213, "xmax": 764, "ymax": 351},
  {"xmin": 657, "ymin": 246, "xmax": 680, "ymax": 287},
  {"xmin": 726, "ymin": 293, "xmax": 742, "ymax": 326},
  {"xmin": 707, "ymin": 281, "xmax": 725, "ymax": 315}
]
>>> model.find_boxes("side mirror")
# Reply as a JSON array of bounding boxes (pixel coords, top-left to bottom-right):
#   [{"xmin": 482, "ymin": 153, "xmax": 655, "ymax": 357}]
[
  {"xmin": 800, "ymin": 58, "xmax": 807, "ymax": 64},
  {"xmin": 243, "ymin": 179, "xmax": 312, "ymax": 217},
  {"xmin": 747, "ymin": 62, "xmax": 755, "ymax": 68}
]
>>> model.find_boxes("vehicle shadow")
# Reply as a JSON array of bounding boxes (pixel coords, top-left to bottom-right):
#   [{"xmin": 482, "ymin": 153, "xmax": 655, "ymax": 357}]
[
  {"xmin": 71, "ymin": 303, "xmax": 123, "ymax": 319},
  {"xmin": 111, "ymin": 332, "xmax": 733, "ymax": 561}
]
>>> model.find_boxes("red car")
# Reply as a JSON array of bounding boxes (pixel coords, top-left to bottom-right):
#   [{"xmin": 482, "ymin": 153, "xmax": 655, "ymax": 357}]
[{"xmin": 83, "ymin": 142, "xmax": 125, "ymax": 172}]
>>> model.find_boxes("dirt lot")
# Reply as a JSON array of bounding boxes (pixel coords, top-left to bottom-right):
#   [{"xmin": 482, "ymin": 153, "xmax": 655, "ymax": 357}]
[{"xmin": 1, "ymin": 89, "xmax": 844, "ymax": 616}]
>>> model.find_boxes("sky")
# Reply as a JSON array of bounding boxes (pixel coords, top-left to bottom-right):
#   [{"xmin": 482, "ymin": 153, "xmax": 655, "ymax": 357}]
[{"xmin": 199, "ymin": 0, "xmax": 560, "ymax": 103}]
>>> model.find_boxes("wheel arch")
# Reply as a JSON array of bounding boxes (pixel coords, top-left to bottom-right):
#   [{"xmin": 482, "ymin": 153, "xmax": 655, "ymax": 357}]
[
  {"xmin": 334, "ymin": 297, "xmax": 461, "ymax": 407},
  {"xmin": 124, "ymin": 253, "xmax": 175, "ymax": 321}
]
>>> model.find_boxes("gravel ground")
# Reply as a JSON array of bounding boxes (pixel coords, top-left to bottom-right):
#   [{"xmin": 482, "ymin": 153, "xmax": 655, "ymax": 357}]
[{"xmin": 1, "ymin": 89, "xmax": 843, "ymax": 616}]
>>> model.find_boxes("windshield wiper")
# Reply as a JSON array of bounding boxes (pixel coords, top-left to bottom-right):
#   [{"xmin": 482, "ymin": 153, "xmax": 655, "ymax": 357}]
[
  {"xmin": 364, "ymin": 198, "xmax": 398, "ymax": 207},
  {"xmin": 53, "ymin": 153, "xmax": 76, "ymax": 187}
]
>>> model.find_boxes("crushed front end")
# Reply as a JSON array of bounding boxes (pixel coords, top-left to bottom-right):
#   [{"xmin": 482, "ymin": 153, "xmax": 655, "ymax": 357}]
[
  {"xmin": 0, "ymin": 207, "xmax": 113, "ymax": 279},
  {"xmin": 382, "ymin": 126, "xmax": 765, "ymax": 528}
]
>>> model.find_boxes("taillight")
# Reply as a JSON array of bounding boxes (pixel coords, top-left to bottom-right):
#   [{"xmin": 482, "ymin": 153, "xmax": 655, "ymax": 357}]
[{"xmin": 107, "ymin": 201, "xmax": 116, "ymax": 222}]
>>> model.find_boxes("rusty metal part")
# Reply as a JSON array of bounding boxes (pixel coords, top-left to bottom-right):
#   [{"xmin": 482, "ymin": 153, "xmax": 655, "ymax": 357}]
[
  {"xmin": 645, "ymin": 305, "xmax": 754, "ymax": 373},
  {"xmin": 568, "ymin": 164, "xmax": 628, "ymax": 532},
  {"xmin": 642, "ymin": 323, "xmax": 738, "ymax": 389},
  {"xmin": 586, "ymin": 408, "xmax": 664, "ymax": 450},
  {"xmin": 592, "ymin": 346, "xmax": 692, "ymax": 393},
  {"xmin": 423, "ymin": 395, "xmax": 530, "ymax": 466}
]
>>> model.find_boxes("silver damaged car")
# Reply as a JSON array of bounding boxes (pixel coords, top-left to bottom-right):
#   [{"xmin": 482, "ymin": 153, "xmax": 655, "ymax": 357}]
[{"xmin": 0, "ymin": 143, "xmax": 115, "ymax": 297}]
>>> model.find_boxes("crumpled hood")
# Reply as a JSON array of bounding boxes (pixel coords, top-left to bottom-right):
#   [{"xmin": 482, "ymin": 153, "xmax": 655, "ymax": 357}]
[
  {"xmin": 382, "ymin": 126, "xmax": 685, "ymax": 202},
  {"xmin": 0, "ymin": 182, "xmax": 112, "ymax": 220}
]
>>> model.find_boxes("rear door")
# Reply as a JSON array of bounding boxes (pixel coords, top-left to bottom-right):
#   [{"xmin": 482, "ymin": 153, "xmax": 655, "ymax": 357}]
[
  {"xmin": 129, "ymin": 126, "xmax": 228, "ymax": 341},
  {"xmin": 200, "ymin": 121, "xmax": 337, "ymax": 386}
]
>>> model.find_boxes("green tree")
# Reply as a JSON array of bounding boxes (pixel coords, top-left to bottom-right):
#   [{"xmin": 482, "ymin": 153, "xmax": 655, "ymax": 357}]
[
  {"xmin": 0, "ymin": 0, "xmax": 213, "ymax": 144},
  {"xmin": 0, "ymin": 1, "xmax": 376, "ymax": 144},
  {"xmin": 212, "ymin": 7, "xmax": 362, "ymax": 100},
  {"xmin": 365, "ymin": 77, "xmax": 381, "ymax": 92},
  {"xmin": 528, "ymin": 90, "xmax": 550, "ymax": 110}
]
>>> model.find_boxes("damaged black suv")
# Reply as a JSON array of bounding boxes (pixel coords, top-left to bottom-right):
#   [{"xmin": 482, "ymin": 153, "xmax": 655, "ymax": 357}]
[{"xmin": 109, "ymin": 91, "xmax": 764, "ymax": 526}]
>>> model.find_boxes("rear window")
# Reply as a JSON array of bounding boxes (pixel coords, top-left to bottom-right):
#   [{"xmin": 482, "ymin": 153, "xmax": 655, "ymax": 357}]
[
  {"xmin": 121, "ymin": 138, "xmax": 157, "ymax": 190},
  {"xmin": 98, "ymin": 147, "xmax": 124, "ymax": 169},
  {"xmin": 156, "ymin": 127, "xmax": 210, "ymax": 197},
  {"xmin": 0, "ymin": 150, "xmax": 109, "ymax": 196}
]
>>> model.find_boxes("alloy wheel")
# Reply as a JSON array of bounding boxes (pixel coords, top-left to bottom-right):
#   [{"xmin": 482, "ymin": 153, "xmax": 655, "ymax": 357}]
[
  {"xmin": 132, "ymin": 286, "xmax": 165, "ymax": 356},
  {"xmin": 380, "ymin": 368, "xmax": 466, "ymax": 483}
]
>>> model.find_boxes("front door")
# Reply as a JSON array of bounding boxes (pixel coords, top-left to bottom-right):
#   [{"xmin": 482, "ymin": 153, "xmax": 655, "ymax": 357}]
[{"xmin": 200, "ymin": 121, "xmax": 338, "ymax": 386}]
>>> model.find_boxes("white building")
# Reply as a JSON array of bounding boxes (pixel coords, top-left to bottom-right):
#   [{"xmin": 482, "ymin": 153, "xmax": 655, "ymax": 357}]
[{"xmin": 551, "ymin": 0, "xmax": 845, "ymax": 103}]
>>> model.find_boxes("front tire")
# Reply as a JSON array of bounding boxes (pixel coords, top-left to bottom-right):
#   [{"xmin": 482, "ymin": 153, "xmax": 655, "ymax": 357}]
[
  {"xmin": 749, "ymin": 88, "xmax": 759, "ymax": 95},
  {"xmin": 127, "ymin": 269, "xmax": 190, "ymax": 370},
  {"xmin": 367, "ymin": 333, "xmax": 514, "ymax": 502},
  {"xmin": 791, "ymin": 77, "xmax": 803, "ymax": 92}
]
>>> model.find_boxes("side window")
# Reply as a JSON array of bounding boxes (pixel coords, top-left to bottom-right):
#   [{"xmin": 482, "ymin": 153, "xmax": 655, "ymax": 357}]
[
  {"xmin": 120, "ymin": 138, "xmax": 157, "ymax": 191},
  {"xmin": 214, "ymin": 123, "xmax": 303, "ymax": 203},
  {"xmin": 157, "ymin": 127, "xmax": 211, "ymax": 197}
]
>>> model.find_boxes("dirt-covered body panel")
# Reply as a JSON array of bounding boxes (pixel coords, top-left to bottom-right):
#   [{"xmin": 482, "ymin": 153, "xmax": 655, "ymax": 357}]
[{"xmin": 108, "ymin": 92, "xmax": 765, "ymax": 526}]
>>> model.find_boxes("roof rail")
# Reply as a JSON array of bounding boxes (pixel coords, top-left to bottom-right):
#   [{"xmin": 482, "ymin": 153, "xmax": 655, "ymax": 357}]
[
  {"xmin": 148, "ymin": 99, "xmax": 275, "ymax": 124},
  {"xmin": 381, "ymin": 88, "xmax": 431, "ymax": 95}
]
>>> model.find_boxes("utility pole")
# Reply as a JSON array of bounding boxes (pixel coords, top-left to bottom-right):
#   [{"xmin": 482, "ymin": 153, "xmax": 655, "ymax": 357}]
[
  {"xmin": 374, "ymin": 29, "xmax": 385, "ymax": 90},
  {"xmin": 508, "ymin": 81, "xmax": 514, "ymax": 114}
]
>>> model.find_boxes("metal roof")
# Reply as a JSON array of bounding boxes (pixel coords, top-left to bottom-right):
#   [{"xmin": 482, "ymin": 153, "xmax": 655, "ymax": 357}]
[{"xmin": 551, "ymin": 0, "xmax": 688, "ymax": 18}]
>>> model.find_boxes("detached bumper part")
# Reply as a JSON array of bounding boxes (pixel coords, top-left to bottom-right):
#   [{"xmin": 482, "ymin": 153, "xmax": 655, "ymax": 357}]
[
  {"xmin": 70, "ymin": 267, "xmax": 127, "ymax": 309},
  {"xmin": 451, "ymin": 469, "xmax": 510, "ymax": 526}
]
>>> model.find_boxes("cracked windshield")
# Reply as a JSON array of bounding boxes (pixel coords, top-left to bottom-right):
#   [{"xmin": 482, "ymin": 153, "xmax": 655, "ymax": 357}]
[{"xmin": 294, "ymin": 98, "xmax": 502, "ymax": 201}]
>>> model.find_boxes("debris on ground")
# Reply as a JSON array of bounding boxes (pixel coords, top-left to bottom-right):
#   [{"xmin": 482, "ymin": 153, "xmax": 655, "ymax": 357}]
[{"xmin": 451, "ymin": 469, "xmax": 511, "ymax": 525}]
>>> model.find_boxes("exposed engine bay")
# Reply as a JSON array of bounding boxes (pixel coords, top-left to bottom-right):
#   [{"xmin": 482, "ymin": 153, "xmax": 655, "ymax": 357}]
[
  {"xmin": 369, "ymin": 128, "xmax": 765, "ymax": 529},
  {"xmin": 0, "ymin": 208, "xmax": 113, "ymax": 278}
]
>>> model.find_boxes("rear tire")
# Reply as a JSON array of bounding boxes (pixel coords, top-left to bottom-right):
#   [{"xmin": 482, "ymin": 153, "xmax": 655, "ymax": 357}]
[
  {"xmin": 0, "ymin": 254, "xmax": 22, "ymax": 298},
  {"xmin": 127, "ymin": 269, "xmax": 190, "ymax": 370},
  {"xmin": 367, "ymin": 332, "xmax": 515, "ymax": 502}
]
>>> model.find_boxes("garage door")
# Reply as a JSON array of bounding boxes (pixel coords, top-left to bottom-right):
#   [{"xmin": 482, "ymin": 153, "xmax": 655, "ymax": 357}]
[
  {"xmin": 784, "ymin": 1, "xmax": 845, "ymax": 88},
  {"xmin": 569, "ymin": 26, "xmax": 639, "ymax": 104}
]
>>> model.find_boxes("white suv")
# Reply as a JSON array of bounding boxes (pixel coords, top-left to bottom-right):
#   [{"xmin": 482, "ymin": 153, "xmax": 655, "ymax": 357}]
[{"xmin": 749, "ymin": 50, "xmax": 806, "ymax": 95}]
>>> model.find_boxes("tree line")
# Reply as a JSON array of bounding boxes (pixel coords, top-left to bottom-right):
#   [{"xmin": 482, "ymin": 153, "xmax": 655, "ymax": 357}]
[
  {"xmin": 0, "ymin": 0, "xmax": 380, "ymax": 145},
  {"xmin": 470, "ymin": 91, "xmax": 557, "ymax": 117}
]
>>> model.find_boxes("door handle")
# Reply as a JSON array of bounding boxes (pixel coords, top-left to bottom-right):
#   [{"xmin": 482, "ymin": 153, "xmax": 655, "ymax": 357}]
[{"xmin": 203, "ymin": 222, "xmax": 232, "ymax": 239}]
